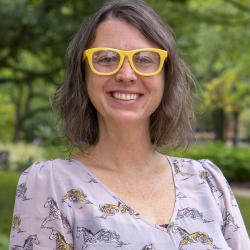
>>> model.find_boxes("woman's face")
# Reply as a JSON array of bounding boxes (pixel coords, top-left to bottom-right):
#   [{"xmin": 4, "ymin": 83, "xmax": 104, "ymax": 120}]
[{"xmin": 85, "ymin": 19, "xmax": 165, "ymax": 127}]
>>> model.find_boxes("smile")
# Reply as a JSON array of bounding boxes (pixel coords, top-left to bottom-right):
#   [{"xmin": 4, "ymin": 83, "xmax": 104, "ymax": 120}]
[{"xmin": 111, "ymin": 92, "xmax": 140, "ymax": 101}]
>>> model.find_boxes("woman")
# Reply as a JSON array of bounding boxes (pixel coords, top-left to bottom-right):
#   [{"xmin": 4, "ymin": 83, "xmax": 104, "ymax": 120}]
[{"xmin": 10, "ymin": 0, "xmax": 249, "ymax": 249}]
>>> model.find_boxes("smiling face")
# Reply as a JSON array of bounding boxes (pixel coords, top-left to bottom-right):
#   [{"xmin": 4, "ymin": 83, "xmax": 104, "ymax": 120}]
[{"xmin": 85, "ymin": 19, "xmax": 165, "ymax": 129}]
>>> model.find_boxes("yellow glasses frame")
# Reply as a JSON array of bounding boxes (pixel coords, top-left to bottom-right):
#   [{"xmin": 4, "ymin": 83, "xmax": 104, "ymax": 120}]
[{"xmin": 83, "ymin": 47, "xmax": 168, "ymax": 76}]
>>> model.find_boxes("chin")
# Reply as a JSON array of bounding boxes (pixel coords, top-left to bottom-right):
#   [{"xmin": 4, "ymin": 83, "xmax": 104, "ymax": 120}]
[{"xmin": 108, "ymin": 112, "xmax": 148, "ymax": 125}]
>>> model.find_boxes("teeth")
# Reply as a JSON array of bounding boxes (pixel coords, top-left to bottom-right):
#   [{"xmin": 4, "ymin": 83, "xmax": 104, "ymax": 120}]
[{"xmin": 112, "ymin": 92, "xmax": 139, "ymax": 101}]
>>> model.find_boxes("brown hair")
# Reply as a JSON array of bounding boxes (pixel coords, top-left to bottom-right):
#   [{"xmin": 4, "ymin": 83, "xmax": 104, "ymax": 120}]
[{"xmin": 52, "ymin": 0, "xmax": 195, "ymax": 149}]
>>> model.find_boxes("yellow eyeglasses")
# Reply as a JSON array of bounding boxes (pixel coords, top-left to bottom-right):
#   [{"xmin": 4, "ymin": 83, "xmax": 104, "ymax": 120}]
[{"xmin": 82, "ymin": 47, "xmax": 168, "ymax": 76}]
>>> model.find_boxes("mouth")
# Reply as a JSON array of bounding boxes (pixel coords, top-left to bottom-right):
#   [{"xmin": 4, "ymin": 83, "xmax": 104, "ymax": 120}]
[{"xmin": 110, "ymin": 91, "xmax": 142, "ymax": 101}]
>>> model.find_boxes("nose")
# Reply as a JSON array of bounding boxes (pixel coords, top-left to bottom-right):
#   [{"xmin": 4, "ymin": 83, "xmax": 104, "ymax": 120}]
[{"xmin": 115, "ymin": 58, "xmax": 138, "ymax": 82}]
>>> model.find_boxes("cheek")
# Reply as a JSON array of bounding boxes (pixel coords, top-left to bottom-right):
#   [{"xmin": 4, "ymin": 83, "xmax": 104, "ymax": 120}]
[
  {"xmin": 144, "ymin": 73, "xmax": 165, "ymax": 97},
  {"xmin": 151, "ymin": 74, "xmax": 165, "ymax": 110},
  {"xmin": 157, "ymin": 73, "xmax": 165, "ymax": 99},
  {"xmin": 159, "ymin": 72, "xmax": 165, "ymax": 90}
]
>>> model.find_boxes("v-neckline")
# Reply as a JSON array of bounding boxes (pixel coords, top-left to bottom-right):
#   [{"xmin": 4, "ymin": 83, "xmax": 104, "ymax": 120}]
[{"xmin": 71, "ymin": 155, "xmax": 179, "ymax": 231}]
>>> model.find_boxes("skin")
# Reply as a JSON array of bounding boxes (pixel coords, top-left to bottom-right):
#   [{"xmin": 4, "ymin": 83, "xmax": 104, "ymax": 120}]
[
  {"xmin": 75, "ymin": 19, "xmax": 175, "ymax": 225},
  {"xmin": 83, "ymin": 19, "xmax": 165, "ymax": 169},
  {"xmin": 85, "ymin": 20, "xmax": 165, "ymax": 127}
]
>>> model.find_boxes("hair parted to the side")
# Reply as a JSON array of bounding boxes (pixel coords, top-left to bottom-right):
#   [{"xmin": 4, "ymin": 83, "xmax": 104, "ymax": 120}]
[{"xmin": 52, "ymin": 0, "xmax": 195, "ymax": 150}]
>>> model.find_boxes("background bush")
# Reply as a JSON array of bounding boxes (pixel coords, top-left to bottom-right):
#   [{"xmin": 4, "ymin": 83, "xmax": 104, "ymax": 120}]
[
  {"xmin": 161, "ymin": 142, "xmax": 250, "ymax": 182},
  {"xmin": 0, "ymin": 142, "xmax": 46, "ymax": 171},
  {"xmin": 0, "ymin": 142, "xmax": 69, "ymax": 172}
]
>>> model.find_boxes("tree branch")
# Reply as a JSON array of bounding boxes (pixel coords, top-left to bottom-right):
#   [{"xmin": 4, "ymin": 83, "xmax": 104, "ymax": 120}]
[
  {"xmin": 227, "ymin": 0, "xmax": 250, "ymax": 12},
  {"xmin": 19, "ymin": 106, "xmax": 51, "ymax": 124}
]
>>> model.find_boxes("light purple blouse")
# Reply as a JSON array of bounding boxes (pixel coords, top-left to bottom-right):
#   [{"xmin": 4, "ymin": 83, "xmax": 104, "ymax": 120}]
[{"xmin": 9, "ymin": 156, "xmax": 250, "ymax": 250}]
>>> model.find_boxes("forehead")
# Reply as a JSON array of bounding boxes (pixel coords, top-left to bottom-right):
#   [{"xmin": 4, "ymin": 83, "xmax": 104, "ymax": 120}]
[{"xmin": 90, "ymin": 19, "xmax": 158, "ymax": 50}]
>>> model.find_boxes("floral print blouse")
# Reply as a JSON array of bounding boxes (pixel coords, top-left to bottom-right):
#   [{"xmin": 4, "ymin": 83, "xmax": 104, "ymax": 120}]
[{"xmin": 9, "ymin": 156, "xmax": 250, "ymax": 250}]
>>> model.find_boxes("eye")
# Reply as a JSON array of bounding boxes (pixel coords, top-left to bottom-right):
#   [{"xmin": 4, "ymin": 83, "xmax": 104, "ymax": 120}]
[
  {"xmin": 136, "ymin": 56, "xmax": 153, "ymax": 64},
  {"xmin": 133, "ymin": 51, "xmax": 159, "ymax": 67},
  {"xmin": 93, "ymin": 51, "xmax": 120, "ymax": 66},
  {"xmin": 97, "ymin": 56, "xmax": 118, "ymax": 65}
]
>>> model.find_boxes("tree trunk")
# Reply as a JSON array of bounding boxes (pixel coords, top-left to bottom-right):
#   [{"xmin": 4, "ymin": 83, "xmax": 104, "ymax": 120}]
[
  {"xmin": 12, "ymin": 83, "xmax": 23, "ymax": 142},
  {"xmin": 212, "ymin": 108, "xmax": 225, "ymax": 141},
  {"xmin": 13, "ymin": 119, "xmax": 22, "ymax": 142},
  {"xmin": 12, "ymin": 82, "xmax": 33, "ymax": 142},
  {"xmin": 232, "ymin": 111, "xmax": 239, "ymax": 147}
]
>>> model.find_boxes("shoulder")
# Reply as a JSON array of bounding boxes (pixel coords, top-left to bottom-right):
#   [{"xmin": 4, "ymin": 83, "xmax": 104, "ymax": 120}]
[
  {"xmin": 20, "ymin": 158, "xmax": 84, "ymax": 177},
  {"xmin": 15, "ymin": 158, "xmax": 93, "ymax": 212},
  {"xmin": 17, "ymin": 158, "xmax": 89, "ymax": 193},
  {"xmin": 168, "ymin": 155, "xmax": 226, "ymax": 180},
  {"xmin": 168, "ymin": 155, "xmax": 233, "ymax": 207},
  {"xmin": 11, "ymin": 160, "xmax": 75, "ymax": 247},
  {"xmin": 19, "ymin": 159, "xmax": 70, "ymax": 181},
  {"xmin": 169, "ymin": 155, "xmax": 229, "ymax": 189}
]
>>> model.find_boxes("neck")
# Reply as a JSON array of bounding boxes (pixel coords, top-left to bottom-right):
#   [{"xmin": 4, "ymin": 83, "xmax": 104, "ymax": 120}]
[{"xmin": 78, "ymin": 119, "xmax": 161, "ymax": 174}]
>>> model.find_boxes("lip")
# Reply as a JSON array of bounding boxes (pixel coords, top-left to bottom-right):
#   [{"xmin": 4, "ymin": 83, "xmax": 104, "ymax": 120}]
[
  {"xmin": 107, "ymin": 90, "xmax": 144, "ymax": 95},
  {"xmin": 105, "ymin": 90, "xmax": 144, "ymax": 106}
]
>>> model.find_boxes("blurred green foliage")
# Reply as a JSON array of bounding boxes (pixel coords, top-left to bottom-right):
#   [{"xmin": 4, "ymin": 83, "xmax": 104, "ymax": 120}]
[
  {"xmin": 0, "ymin": 0, "xmax": 105, "ymax": 143},
  {"xmin": 0, "ymin": 142, "xmax": 45, "ymax": 171},
  {"xmin": 0, "ymin": 0, "xmax": 250, "ymax": 144},
  {"xmin": 0, "ymin": 142, "xmax": 72, "ymax": 172},
  {"xmin": 240, "ymin": 109, "xmax": 250, "ymax": 139}
]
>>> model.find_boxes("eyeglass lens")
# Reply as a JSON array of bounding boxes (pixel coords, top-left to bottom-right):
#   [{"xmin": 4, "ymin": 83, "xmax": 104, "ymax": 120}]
[
  {"xmin": 92, "ymin": 50, "xmax": 160, "ymax": 74},
  {"xmin": 92, "ymin": 51, "xmax": 120, "ymax": 73},
  {"xmin": 133, "ymin": 51, "xmax": 160, "ymax": 73}
]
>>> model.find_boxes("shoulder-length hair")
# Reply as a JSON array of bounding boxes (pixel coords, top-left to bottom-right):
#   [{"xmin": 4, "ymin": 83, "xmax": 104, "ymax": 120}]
[{"xmin": 52, "ymin": 0, "xmax": 195, "ymax": 150}]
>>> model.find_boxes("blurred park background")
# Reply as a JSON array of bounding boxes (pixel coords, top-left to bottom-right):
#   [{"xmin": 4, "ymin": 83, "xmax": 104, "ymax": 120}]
[{"xmin": 0, "ymin": 0, "xmax": 250, "ymax": 248}]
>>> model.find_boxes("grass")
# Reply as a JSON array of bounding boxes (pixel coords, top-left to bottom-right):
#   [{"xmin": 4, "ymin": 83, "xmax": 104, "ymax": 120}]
[
  {"xmin": 0, "ymin": 171, "xmax": 19, "ymax": 236},
  {"xmin": 236, "ymin": 196, "xmax": 250, "ymax": 234},
  {"xmin": 0, "ymin": 234, "xmax": 8, "ymax": 250}
]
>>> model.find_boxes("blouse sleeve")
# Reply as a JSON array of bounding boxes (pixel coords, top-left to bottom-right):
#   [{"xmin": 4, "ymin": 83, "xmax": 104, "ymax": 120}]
[
  {"xmin": 9, "ymin": 161, "xmax": 73, "ymax": 250},
  {"xmin": 201, "ymin": 159, "xmax": 250, "ymax": 250}
]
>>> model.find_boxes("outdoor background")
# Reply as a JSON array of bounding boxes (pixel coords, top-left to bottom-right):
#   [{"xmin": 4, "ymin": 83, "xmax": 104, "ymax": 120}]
[{"xmin": 0, "ymin": 0, "xmax": 250, "ymax": 248}]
